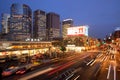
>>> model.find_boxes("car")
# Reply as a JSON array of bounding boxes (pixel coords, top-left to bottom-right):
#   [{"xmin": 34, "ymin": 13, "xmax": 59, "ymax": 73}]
[
  {"xmin": 16, "ymin": 64, "xmax": 33, "ymax": 74},
  {"xmin": 0, "ymin": 55, "xmax": 7, "ymax": 63},
  {"xmin": 16, "ymin": 67, "xmax": 27, "ymax": 74},
  {"xmin": 2, "ymin": 66, "xmax": 19, "ymax": 76},
  {"xmin": 0, "ymin": 57, "xmax": 6, "ymax": 63}
]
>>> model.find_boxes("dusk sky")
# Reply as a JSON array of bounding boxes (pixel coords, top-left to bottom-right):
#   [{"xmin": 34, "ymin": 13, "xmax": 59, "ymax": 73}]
[{"xmin": 0, "ymin": 0, "xmax": 120, "ymax": 39}]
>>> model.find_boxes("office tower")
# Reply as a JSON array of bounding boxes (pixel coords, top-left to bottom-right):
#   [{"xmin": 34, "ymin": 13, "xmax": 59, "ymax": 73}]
[
  {"xmin": 1, "ymin": 13, "xmax": 10, "ymax": 34},
  {"xmin": 9, "ymin": 3, "xmax": 32, "ymax": 41},
  {"xmin": 46, "ymin": 12, "xmax": 60, "ymax": 40},
  {"xmin": 113, "ymin": 27, "xmax": 120, "ymax": 39},
  {"xmin": 62, "ymin": 19, "xmax": 73, "ymax": 38},
  {"xmin": 33, "ymin": 10, "xmax": 46, "ymax": 41}
]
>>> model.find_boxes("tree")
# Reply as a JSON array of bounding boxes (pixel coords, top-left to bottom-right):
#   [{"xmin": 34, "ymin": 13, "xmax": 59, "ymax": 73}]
[
  {"xmin": 60, "ymin": 46, "xmax": 66, "ymax": 57},
  {"xmin": 60, "ymin": 46, "xmax": 66, "ymax": 53}
]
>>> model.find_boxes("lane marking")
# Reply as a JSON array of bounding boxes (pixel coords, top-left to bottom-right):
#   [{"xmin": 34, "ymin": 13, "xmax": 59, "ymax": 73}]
[
  {"xmin": 111, "ymin": 55, "xmax": 112, "ymax": 59},
  {"xmin": 86, "ymin": 59, "xmax": 94, "ymax": 65},
  {"xmin": 101, "ymin": 56, "xmax": 106, "ymax": 62},
  {"xmin": 98, "ymin": 54, "xmax": 103, "ymax": 58},
  {"xmin": 66, "ymin": 74, "xmax": 74, "ymax": 80},
  {"xmin": 90, "ymin": 60, "xmax": 96, "ymax": 66},
  {"xmin": 107, "ymin": 64, "xmax": 111, "ymax": 79},
  {"xmin": 114, "ymin": 55, "xmax": 115, "ymax": 59},
  {"xmin": 74, "ymin": 75, "xmax": 80, "ymax": 80},
  {"xmin": 104, "ymin": 56, "xmax": 108, "ymax": 61},
  {"xmin": 114, "ymin": 66, "xmax": 116, "ymax": 80},
  {"xmin": 97, "ymin": 54, "xmax": 101, "ymax": 58}
]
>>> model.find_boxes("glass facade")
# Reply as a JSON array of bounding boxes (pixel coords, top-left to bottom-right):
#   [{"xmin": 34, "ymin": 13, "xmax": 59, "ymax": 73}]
[
  {"xmin": 1, "ymin": 13, "xmax": 10, "ymax": 34},
  {"xmin": 62, "ymin": 19, "xmax": 73, "ymax": 38},
  {"xmin": 11, "ymin": 3, "xmax": 23, "ymax": 15},
  {"xmin": 9, "ymin": 3, "xmax": 32, "ymax": 41},
  {"xmin": 33, "ymin": 10, "xmax": 46, "ymax": 41},
  {"xmin": 46, "ymin": 12, "xmax": 60, "ymax": 40}
]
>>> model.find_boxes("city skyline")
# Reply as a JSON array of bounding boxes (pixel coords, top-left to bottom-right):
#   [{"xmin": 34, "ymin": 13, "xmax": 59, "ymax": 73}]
[{"xmin": 0, "ymin": 0, "xmax": 120, "ymax": 39}]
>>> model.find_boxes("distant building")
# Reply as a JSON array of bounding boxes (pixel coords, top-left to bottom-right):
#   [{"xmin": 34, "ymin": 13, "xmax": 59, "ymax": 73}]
[
  {"xmin": 33, "ymin": 10, "xmax": 46, "ymax": 41},
  {"xmin": 62, "ymin": 19, "xmax": 73, "ymax": 38},
  {"xmin": 113, "ymin": 27, "xmax": 120, "ymax": 39},
  {"xmin": 1, "ymin": 13, "xmax": 10, "ymax": 34},
  {"xmin": 8, "ymin": 3, "xmax": 32, "ymax": 41},
  {"xmin": 46, "ymin": 12, "xmax": 60, "ymax": 40}
]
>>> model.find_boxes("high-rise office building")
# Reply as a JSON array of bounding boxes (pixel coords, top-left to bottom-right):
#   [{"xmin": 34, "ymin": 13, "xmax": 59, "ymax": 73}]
[
  {"xmin": 33, "ymin": 10, "xmax": 46, "ymax": 41},
  {"xmin": 113, "ymin": 27, "xmax": 120, "ymax": 39},
  {"xmin": 62, "ymin": 19, "xmax": 73, "ymax": 38},
  {"xmin": 46, "ymin": 12, "xmax": 60, "ymax": 40},
  {"xmin": 9, "ymin": 3, "xmax": 32, "ymax": 41},
  {"xmin": 1, "ymin": 13, "xmax": 10, "ymax": 34}
]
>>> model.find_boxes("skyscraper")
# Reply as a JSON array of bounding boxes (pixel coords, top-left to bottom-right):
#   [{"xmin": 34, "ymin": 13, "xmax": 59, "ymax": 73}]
[
  {"xmin": 46, "ymin": 12, "xmax": 60, "ymax": 40},
  {"xmin": 9, "ymin": 3, "xmax": 32, "ymax": 41},
  {"xmin": 33, "ymin": 10, "xmax": 46, "ymax": 41},
  {"xmin": 1, "ymin": 13, "xmax": 10, "ymax": 34},
  {"xmin": 62, "ymin": 19, "xmax": 73, "ymax": 38},
  {"xmin": 113, "ymin": 27, "xmax": 120, "ymax": 39}
]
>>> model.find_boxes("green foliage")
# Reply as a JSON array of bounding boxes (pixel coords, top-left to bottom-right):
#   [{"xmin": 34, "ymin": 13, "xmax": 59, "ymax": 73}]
[{"xmin": 60, "ymin": 46, "xmax": 66, "ymax": 52}]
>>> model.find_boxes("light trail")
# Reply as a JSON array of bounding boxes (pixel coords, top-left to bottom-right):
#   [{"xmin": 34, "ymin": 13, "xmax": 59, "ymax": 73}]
[
  {"xmin": 18, "ymin": 67, "xmax": 54, "ymax": 80},
  {"xmin": 47, "ymin": 61, "xmax": 75, "ymax": 76}
]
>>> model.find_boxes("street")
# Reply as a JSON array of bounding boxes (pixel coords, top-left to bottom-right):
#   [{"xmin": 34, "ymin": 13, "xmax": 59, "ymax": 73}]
[{"xmin": 1, "ymin": 50, "xmax": 120, "ymax": 80}]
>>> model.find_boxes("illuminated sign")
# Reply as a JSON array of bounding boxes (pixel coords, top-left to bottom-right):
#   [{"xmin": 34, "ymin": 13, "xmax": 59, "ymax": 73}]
[{"xmin": 67, "ymin": 25, "xmax": 89, "ymax": 36}]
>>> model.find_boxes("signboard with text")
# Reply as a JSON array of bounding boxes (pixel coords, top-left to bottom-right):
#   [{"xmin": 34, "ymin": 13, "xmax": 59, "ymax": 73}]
[{"xmin": 67, "ymin": 26, "xmax": 89, "ymax": 36}]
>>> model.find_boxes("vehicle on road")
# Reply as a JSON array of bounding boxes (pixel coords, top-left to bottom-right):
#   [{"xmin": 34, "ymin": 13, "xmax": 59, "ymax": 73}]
[
  {"xmin": 16, "ymin": 67, "xmax": 27, "ymax": 74},
  {"xmin": 0, "ymin": 56, "xmax": 6, "ymax": 63},
  {"xmin": 2, "ymin": 66, "xmax": 19, "ymax": 76},
  {"xmin": 0, "ymin": 53, "xmax": 6, "ymax": 63},
  {"xmin": 16, "ymin": 64, "xmax": 34, "ymax": 74}
]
